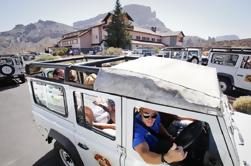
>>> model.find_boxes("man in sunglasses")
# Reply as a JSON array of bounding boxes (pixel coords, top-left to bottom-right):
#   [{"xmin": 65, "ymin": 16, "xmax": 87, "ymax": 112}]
[{"xmin": 133, "ymin": 107, "xmax": 187, "ymax": 164}]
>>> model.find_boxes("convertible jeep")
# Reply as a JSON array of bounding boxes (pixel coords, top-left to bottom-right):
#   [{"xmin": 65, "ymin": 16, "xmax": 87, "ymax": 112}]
[
  {"xmin": 157, "ymin": 47, "xmax": 203, "ymax": 64},
  {"xmin": 26, "ymin": 55, "xmax": 250, "ymax": 166},
  {"xmin": 0, "ymin": 54, "xmax": 25, "ymax": 83},
  {"xmin": 207, "ymin": 48, "xmax": 251, "ymax": 94}
]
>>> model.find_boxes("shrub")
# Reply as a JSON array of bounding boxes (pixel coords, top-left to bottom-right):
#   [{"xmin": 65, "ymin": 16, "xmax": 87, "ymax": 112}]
[
  {"xmin": 52, "ymin": 47, "xmax": 69, "ymax": 56},
  {"xmin": 99, "ymin": 47, "xmax": 123, "ymax": 56},
  {"xmin": 35, "ymin": 54, "xmax": 60, "ymax": 61},
  {"xmin": 233, "ymin": 96, "xmax": 251, "ymax": 115}
]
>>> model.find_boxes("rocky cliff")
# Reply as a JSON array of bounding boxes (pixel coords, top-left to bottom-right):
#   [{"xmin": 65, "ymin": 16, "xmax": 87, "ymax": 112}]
[
  {"xmin": 0, "ymin": 20, "xmax": 76, "ymax": 54},
  {"xmin": 73, "ymin": 4, "xmax": 171, "ymax": 32}
]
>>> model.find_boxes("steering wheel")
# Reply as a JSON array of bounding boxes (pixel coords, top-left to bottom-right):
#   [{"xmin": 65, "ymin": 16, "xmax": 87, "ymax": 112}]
[{"xmin": 174, "ymin": 121, "xmax": 204, "ymax": 150}]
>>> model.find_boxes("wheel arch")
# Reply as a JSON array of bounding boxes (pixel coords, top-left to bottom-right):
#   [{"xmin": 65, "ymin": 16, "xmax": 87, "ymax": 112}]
[
  {"xmin": 188, "ymin": 56, "xmax": 199, "ymax": 63},
  {"xmin": 47, "ymin": 129, "xmax": 84, "ymax": 165},
  {"xmin": 217, "ymin": 73, "xmax": 234, "ymax": 85}
]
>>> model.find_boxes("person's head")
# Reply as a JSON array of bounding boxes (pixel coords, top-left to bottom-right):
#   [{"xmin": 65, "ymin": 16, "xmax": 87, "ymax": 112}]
[
  {"xmin": 69, "ymin": 70, "xmax": 77, "ymax": 82},
  {"xmin": 139, "ymin": 107, "xmax": 158, "ymax": 127},
  {"xmin": 53, "ymin": 68, "xmax": 64, "ymax": 80},
  {"xmin": 83, "ymin": 106, "xmax": 94, "ymax": 125},
  {"xmin": 107, "ymin": 99, "xmax": 115, "ymax": 113},
  {"xmin": 247, "ymin": 59, "xmax": 251, "ymax": 65},
  {"xmin": 84, "ymin": 73, "xmax": 97, "ymax": 86}
]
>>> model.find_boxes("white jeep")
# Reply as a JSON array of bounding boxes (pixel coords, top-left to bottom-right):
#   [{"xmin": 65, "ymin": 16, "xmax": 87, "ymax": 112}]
[
  {"xmin": 0, "ymin": 55, "xmax": 26, "ymax": 83},
  {"xmin": 207, "ymin": 48, "xmax": 251, "ymax": 94},
  {"xmin": 157, "ymin": 47, "xmax": 203, "ymax": 64},
  {"xmin": 26, "ymin": 56, "xmax": 250, "ymax": 166}
]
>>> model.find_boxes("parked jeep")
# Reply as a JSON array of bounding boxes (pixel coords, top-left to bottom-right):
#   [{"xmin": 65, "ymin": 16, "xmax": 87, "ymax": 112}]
[
  {"xmin": 26, "ymin": 56, "xmax": 250, "ymax": 166},
  {"xmin": 0, "ymin": 54, "xmax": 26, "ymax": 83},
  {"xmin": 157, "ymin": 47, "xmax": 203, "ymax": 64},
  {"xmin": 207, "ymin": 48, "xmax": 251, "ymax": 94}
]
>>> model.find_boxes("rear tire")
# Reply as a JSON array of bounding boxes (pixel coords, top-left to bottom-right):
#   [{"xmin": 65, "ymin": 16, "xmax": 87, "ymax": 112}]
[
  {"xmin": 19, "ymin": 75, "xmax": 26, "ymax": 83},
  {"xmin": 54, "ymin": 142, "xmax": 83, "ymax": 166},
  {"xmin": 0, "ymin": 64, "xmax": 15, "ymax": 76},
  {"xmin": 219, "ymin": 77, "xmax": 232, "ymax": 94},
  {"xmin": 189, "ymin": 57, "xmax": 199, "ymax": 64}
]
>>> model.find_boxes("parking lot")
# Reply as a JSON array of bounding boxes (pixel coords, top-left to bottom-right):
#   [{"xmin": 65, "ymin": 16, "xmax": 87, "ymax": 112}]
[{"xmin": 0, "ymin": 80, "xmax": 60, "ymax": 166}]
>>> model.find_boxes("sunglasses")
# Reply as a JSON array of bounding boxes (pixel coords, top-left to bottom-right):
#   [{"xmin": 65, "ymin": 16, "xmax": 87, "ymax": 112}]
[{"xmin": 142, "ymin": 113, "xmax": 158, "ymax": 119}]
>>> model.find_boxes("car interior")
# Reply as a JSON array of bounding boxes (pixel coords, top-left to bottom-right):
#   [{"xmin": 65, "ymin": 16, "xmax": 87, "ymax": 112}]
[{"xmin": 133, "ymin": 108, "xmax": 223, "ymax": 166}]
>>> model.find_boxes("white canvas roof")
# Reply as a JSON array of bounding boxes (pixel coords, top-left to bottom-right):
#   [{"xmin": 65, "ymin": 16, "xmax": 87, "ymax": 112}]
[{"xmin": 94, "ymin": 57, "xmax": 222, "ymax": 115}]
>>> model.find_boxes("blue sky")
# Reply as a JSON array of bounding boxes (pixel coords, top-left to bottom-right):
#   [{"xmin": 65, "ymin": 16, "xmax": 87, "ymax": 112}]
[{"xmin": 1, "ymin": 0, "xmax": 251, "ymax": 39}]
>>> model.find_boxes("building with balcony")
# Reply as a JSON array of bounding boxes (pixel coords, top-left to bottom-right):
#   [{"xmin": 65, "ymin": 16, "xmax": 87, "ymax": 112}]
[{"xmin": 57, "ymin": 12, "xmax": 185, "ymax": 52}]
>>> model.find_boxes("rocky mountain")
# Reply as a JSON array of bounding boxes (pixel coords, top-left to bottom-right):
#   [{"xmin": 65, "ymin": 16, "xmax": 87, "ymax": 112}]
[
  {"xmin": 73, "ymin": 13, "xmax": 107, "ymax": 30},
  {"xmin": 212, "ymin": 38, "xmax": 251, "ymax": 47},
  {"xmin": 184, "ymin": 35, "xmax": 251, "ymax": 48},
  {"xmin": 215, "ymin": 35, "xmax": 239, "ymax": 42},
  {"xmin": 0, "ymin": 4, "xmax": 249, "ymax": 54},
  {"xmin": 0, "ymin": 20, "xmax": 76, "ymax": 54},
  {"xmin": 73, "ymin": 4, "xmax": 171, "ymax": 32},
  {"xmin": 183, "ymin": 36, "xmax": 207, "ymax": 47}
]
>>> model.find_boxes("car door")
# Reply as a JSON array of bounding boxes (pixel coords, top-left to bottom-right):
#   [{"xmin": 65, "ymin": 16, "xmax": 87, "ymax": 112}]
[
  {"xmin": 72, "ymin": 88, "xmax": 123, "ymax": 166},
  {"xmin": 123, "ymin": 98, "xmax": 234, "ymax": 166},
  {"xmin": 235, "ymin": 55, "xmax": 251, "ymax": 91}
]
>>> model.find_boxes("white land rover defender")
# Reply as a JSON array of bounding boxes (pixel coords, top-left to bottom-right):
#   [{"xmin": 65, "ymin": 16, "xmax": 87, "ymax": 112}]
[
  {"xmin": 207, "ymin": 48, "xmax": 251, "ymax": 94},
  {"xmin": 0, "ymin": 54, "xmax": 26, "ymax": 83},
  {"xmin": 157, "ymin": 47, "xmax": 203, "ymax": 64},
  {"xmin": 26, "ymin": 56, "xmax": 250, "ymax": 166}
]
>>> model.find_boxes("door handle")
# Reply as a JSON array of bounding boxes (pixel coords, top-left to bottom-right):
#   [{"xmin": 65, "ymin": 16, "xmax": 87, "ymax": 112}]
[
  {"xmin": 78, "ymin": 143, "xmax": 89, "ymax": 150},
  {"xmin": 237, "ymin": 74, "xmax": 244, "ymax": 77}
]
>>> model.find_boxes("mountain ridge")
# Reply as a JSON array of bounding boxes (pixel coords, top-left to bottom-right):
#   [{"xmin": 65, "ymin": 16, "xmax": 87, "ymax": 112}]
[
  {"xmin": 73, "ymin": 4, "xmax": 171, "ymax": 32},
  {"xmin": 0, "ymin": 4, "xmax": 250, "ymax": 54}
]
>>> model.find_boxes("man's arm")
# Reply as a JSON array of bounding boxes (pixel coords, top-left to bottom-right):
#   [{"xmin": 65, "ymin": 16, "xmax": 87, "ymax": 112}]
[
  {"xmin": 93, "ymin": 122, "xmax": 116, "ymax": 129},
  {"xmin": 134, "ymin": 141, "xmax": 162, "ymax": 164},
  {"xmin": 134, "ymin": 142, "xmax": 187, "ymax": 164}
]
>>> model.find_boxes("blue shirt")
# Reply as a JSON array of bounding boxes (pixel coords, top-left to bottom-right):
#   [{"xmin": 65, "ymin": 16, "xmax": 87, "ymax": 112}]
[{"xmin": 133, "ymin": 113, "xmax": 160, "ymax": 150}]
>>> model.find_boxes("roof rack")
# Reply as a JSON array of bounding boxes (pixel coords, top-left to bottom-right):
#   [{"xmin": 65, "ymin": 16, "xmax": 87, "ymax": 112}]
[
  {"xmin": 162, "ymin": 46, "xmax": 185, "ymax": 51},
  {"xmin": 210, "ymin": 47, "xmax": 251, "ymax": 54},
  {"xmin": 26, "ymin": 55, "xmax": 138, "ymax": 84},
  {"xmin": 0, "ymin": 54, "xmax": 19, "ymax": 57}
]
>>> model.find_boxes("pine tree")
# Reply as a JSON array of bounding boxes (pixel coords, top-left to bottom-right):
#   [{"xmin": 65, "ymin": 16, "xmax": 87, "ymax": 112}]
[{"xmin": 106, "ymin": 0, "xmax": 131, "ymax": 49}]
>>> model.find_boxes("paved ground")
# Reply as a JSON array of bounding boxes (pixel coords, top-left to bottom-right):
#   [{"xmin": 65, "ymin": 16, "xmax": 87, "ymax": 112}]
[{"xmin": 0, "ymin": 80, "xmax": 60, "ymax": 166}]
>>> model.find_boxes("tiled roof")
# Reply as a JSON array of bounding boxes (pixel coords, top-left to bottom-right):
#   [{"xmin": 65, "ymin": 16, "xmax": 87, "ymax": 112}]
[
  {"xmin": 132, "ymin": 27, "xmax": 184, "ymax": 37},
  {"xmin": 132, "ymin": 26, "xmax": 162, "ymax": 36},
  {"xmin": 162, "ymin": 31, "xmax": 185, "ymax": 37},
  {"xmin": 131, "ymin": 40, "xmax": 165, "ymax": 46}
]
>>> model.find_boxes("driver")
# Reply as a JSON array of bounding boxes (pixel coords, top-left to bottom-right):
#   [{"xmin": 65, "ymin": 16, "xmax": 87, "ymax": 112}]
[{"xmin": 133, "ymin": 107, "xmax": 187, "ymax": 164}]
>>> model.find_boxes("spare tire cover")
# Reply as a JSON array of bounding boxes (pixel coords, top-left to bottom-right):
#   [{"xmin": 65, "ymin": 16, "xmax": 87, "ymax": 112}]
[{"xmin": 0, "ymin": 64, "xmax": 15, "ymax": 76}]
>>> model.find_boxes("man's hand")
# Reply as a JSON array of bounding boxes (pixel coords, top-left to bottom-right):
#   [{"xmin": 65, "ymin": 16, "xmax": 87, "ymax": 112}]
[{"xmin": 164, "ymin": 143, "xmax": 187, "ymax": 163}]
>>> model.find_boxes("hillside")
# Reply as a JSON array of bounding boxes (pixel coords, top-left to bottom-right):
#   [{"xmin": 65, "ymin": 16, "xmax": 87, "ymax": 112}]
[
  {"xmin": 73, "ymin": 4, "xmax": 171, "ymax": 32},
  {"xmin": 0, "ymin": 20, "xmax": 76, "ymax": 54},
  {"xmin": 213, "ymin": 38, "xmax": 251, "ymax": 47},
  {"xmin": 0, "ymin": 4, "xmax": 250, "ymax": 54},
  {"xmin": 184, "ymin": 36, "xmax": 251, "ymax": 48}
]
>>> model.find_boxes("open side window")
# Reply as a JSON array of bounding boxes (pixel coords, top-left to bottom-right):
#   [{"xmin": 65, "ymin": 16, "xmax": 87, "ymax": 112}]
[
  {"xmin": 240, "ymin": 55, "xmax": 251, "ymax": 69},
  {"xmin": 73, "ymin": 91, "xmax": 119, "ymax": 140},
  {"xmin": 211, "ymin": 53, "xmax": 239, "ymax": 66},
  {"xmin": 132, "ymin": 106, "xmax": 223, "ymax": 166}
]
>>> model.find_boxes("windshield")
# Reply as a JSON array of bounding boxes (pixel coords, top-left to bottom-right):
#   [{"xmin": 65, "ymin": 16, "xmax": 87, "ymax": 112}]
[
  {"xmin": 0, "ymin": 58, "xmax": 14, "ymax": 65},
  {"xmin": 188, "ymin": 50, "xmax": 199, "ymax": 57}
]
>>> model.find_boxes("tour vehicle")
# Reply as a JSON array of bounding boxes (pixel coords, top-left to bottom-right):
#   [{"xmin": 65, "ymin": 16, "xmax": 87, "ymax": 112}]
[
  {"xmin": 0, "ymin": 54, "xmax": 25, "ymax": 83},
  {"xmin": 157, "ymin": 47, "xmax": 203, "ymax": 64},
  {"xmin": 26, "ymin": 55, "xmax": 250, "ymax": 166},
  {"xmin": 207, "ymin": 47, "xmax": 251, "ymax": 94}
]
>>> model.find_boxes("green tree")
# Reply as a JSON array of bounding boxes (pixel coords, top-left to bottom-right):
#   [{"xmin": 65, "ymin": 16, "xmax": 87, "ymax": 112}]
[{"xmin": 106, "ymin": 0, "xmax": 131, "ymax": 49}]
